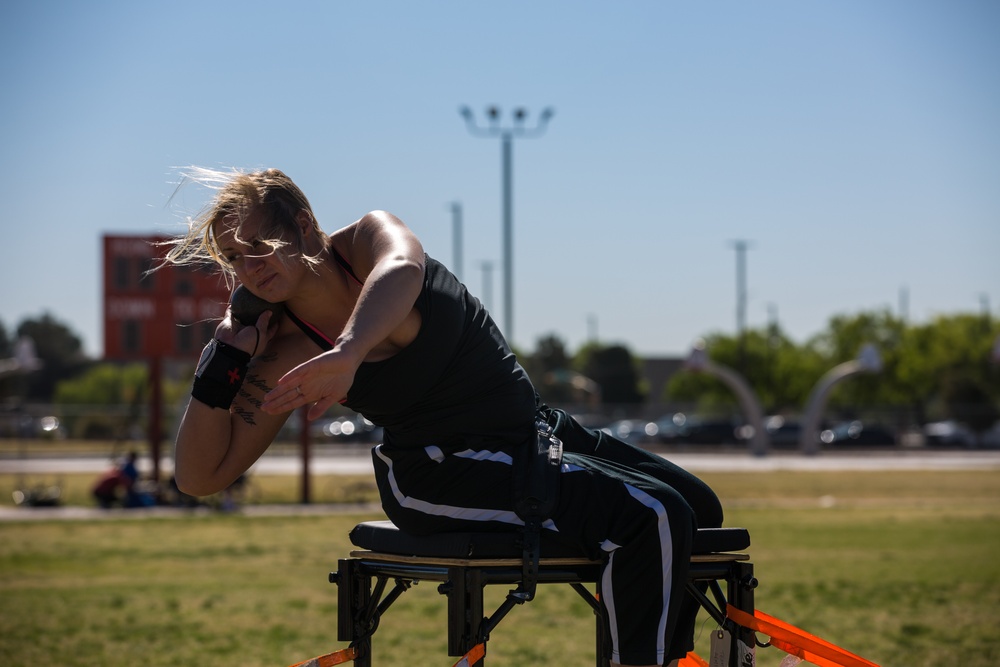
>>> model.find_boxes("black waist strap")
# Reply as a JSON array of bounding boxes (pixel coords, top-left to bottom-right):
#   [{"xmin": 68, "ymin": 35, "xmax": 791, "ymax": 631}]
[{"xmin": 510, "ymin": 410, "xmax": 566, "ymax": 602}]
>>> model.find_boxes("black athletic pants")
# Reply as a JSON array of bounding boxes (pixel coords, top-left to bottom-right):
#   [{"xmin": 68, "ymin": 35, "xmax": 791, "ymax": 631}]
[{"xmin": 371, "ymin": 413, "xmax": 723, "ymax": 666}]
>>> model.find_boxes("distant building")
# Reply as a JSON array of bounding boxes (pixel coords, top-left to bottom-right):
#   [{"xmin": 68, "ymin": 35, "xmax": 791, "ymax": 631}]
[{"xmin": 103, "ymin": 235, "xmax": 230, "ymax": 361}]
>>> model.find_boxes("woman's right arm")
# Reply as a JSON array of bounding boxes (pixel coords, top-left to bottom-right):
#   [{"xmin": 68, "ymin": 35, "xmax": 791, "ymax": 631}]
[{"xmin": 174, "ymin": 310, "xmax": 310, "ymax": 496}]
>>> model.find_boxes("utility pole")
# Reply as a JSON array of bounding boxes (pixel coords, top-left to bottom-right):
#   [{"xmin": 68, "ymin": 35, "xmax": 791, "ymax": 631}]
[
  {"xmin": 459, "ymin": 105, "xmax": 555, "ymax": 341},
  {"xmin": 449, "ymin": 201, "xmax": 463, "ymax": 282},
  {"xmin": 479, "ymin": 261, "xmax": 495, "ymax": 313},
  {"xmin": 587, "ymin": 314, "xmax": 598, "ymax": 343},
  {"xmin": 729, "ymin": 240, "xmax": 753, "ymax": 374}
]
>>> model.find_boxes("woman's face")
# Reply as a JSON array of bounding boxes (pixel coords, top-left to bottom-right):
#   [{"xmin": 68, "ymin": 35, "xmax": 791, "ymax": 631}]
[{"xmin": 215, "ymin": 210, "xmax": 303, "ymax": 301}]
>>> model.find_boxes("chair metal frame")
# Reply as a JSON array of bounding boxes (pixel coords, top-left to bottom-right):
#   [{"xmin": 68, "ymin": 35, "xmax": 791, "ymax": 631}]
[{"xmin": 332, "ymin": 522, "xmax": 756, "ymax": 666}]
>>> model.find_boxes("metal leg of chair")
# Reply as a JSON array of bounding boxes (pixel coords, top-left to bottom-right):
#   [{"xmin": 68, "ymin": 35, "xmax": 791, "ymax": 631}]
[
  {"xmin": 567, "ymin": 581, "xmax": 608, "ymax": 667},
  {"xmin": 447, "ymin": 565, "xmax": 486, "ymax": 665},
  {"xmin": 595, "ymin": 577, "xmax": 610, "ymax": 667},
  {"xmin": 728, "ymin": 561, "xmax": 757, "ymax": 667},
  {"xmin": 334, "ymin": 558, "xmax": 373, "ymax": 667}
]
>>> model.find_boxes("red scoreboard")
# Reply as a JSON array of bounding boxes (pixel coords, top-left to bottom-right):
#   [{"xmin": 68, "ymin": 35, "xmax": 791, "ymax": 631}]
[{"xmin": 102, "ymin": 235, "xmax": 231, "ymax": 361}]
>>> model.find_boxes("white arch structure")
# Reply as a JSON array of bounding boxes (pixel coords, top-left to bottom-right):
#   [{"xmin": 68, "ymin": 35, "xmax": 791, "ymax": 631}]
[
  {"xmin": 798, "ymin": 344, "xmax": 882, "ymax": 455},
  {"xmin": 685, "ymin": 341, "xmax": 770, "ymax": 457}
]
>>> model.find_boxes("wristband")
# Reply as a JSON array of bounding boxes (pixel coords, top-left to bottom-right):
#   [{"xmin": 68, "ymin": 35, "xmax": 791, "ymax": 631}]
[{"xmin": 191, "ymin": 339, "xmax": 252, "ymax": 409}]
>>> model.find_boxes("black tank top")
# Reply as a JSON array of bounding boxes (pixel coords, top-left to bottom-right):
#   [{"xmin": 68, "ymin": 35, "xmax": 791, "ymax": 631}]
[{"xmin": 287, "ymin": 251, "xmax": 537, "ymax": 450}]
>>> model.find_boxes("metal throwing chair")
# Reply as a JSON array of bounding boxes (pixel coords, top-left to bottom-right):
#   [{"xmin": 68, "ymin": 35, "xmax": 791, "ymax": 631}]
[{"xmin": 331, "ymin": 520, "xmax": 756, "ymax": 666}]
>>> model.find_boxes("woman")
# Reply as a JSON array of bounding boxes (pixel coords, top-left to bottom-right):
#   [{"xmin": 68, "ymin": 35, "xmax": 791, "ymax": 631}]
[{"xmin": 169, "ymin": 167, "xmax": 722, "ymax": 667}]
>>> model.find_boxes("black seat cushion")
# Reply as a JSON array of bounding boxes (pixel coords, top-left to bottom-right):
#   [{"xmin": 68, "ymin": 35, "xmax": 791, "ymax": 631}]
[{"xmin": 349, "ymin": 521, "xmax": 750, "ymax": 560}]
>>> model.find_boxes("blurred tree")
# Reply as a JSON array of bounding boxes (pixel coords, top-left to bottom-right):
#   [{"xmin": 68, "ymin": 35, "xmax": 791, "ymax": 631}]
[
  {"xmin": 0, "ymin": 319, "xmax": 11, "ymax": 357},
  {"xmin": 942, "ymin": 375, "xmax": 998, "ymax": 433},
  {"xmin": 665, "ymin": 329, "xmax": 824, "ymax": 414},
  {"xmin": 897, "ymin": 314, "xmax": 1000, "ymax": 431},
  {"xmin": 666, "ymin": 310, "xmax": 1000, "ymax": 432},
  {"xmin": 575, "ymin": 342, "xmax": 645, "ymax": 406},
  {"xmin": 54, "ymin": 363, "xmax": 148, "ymax": 439},
  {"xmin": 806, "ymin": 309, "xmax": 907, "ymax": 412},
  {"xmin": 508, "ymin": 342, "xmax": 527, "ymax": 364},
  {"xmin": 15, "ymin": 313, "xmax": 91, "ymax": 401},
  {"xmin": 0, "ymin": 319, "xmax": 14, "ymax": 400},
  {"xmin": 55, "ymin": 363, "xmax": 147, "ymax": 405},
  {"xmin": 523, "ymin": 333, "xmax": 579, "ymax": 403},
  {"xmin": 533, "ymin": 333, "xmax": 571, "ymax": 372}
]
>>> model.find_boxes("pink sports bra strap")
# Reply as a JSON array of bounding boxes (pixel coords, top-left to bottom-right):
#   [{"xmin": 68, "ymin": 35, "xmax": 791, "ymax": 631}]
[
  {"xmin": 284, "ymin": 309, "xmax": 335, "ymax": 351},
  {"xmin": 284, "ymin": 246, "xmax": 363, "ymax": 351},
  {"xmin": 332, "ymin": 247, "xmax": 363, "ymax": 286}
]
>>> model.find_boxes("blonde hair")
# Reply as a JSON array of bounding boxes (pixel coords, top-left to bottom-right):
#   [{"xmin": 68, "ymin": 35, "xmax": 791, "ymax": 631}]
[{"xmin": 162, "ymin": 167, "xmax": 328, "ymax": 280}]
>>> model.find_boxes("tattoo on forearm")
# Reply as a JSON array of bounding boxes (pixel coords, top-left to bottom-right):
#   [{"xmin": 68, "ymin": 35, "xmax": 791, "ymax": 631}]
[
  {"xmin": 233, "ymin": 371, "xmax": 275, "ymax": 427},
  {"xmin": 246, "ymin": 374, "xmax": 272, "ymax": 394},
  {"xmin": 234, "ymin": 406, "xmax": 257, "ymax": 426},
  {"xmin": 238, "ymin": 388, "xmax": 262, "ymax": 409}
]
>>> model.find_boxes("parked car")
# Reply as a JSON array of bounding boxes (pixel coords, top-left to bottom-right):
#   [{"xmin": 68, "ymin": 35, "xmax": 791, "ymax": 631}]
[
  {"xmin": 654, "ymin": 413, "xmax": 687, "ymax": 443},
  {"xmin": 601, "ymin": 419, "xmax": 658, "ymax": 445},
  {"xmin": 820, "ymin": 420, "xmax": 896, "ymax": 447},
  {"xmin": 684, "ymin": 418, "xmax": 744, "ymax": 444},
  {"xmin": 922, "ymin": 420, "xmax": 977, "ymax": 448},
  {"xmin": 764, "ymin": 416, "xmax": 802, "ymax": 448},
  {"xmin": 311, "ymin": 415, "xmax": 382, "ymax": 443},
  {"xmin": 981, "ymin": 421, "xmax": 1000, "ymax": 449},
  {"xmin": 658, "ymin": 413, "xmax": 743, "ymax": 445}
]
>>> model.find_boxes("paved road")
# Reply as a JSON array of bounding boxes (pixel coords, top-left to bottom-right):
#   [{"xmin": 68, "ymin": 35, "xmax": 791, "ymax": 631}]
[
  {"xmin": 4, "ymin": 447, "xmax": 999, "ymax": 476},
  {"xmin": 3, "ymin": 448, "xmax": 998, "ymax": 522}
]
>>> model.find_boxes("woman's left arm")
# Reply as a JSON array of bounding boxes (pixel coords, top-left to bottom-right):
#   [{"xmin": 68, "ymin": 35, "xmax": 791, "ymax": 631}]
[
  {"xmin": 261, "ymin": 210, "xmax": 425, "ymax": 418},
  {"xmin": 337, "ymin": 209, "xmax": 426, "ymax": 358}
]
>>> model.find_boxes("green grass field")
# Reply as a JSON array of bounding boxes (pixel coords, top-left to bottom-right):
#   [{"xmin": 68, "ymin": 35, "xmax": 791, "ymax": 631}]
[{"xmin": 1, "ymin": 469, "xmax": 998, "ymax": 667}]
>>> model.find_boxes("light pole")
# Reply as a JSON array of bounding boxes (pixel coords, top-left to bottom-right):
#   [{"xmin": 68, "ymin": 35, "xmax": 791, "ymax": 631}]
[
  {"xmin": 449, "ymin": 201, "xmax": 463, "ymax": 282},
  {"xmin": 460, "ymin": 105, "xmax": 555, "ymax": 340},
  {"xmin": 479, "ymin": 261, "xmax": 495, "ymax": 313},
  {"xmin": 729, "ymin": 239, "xmax": 753, "ymax": 375}
]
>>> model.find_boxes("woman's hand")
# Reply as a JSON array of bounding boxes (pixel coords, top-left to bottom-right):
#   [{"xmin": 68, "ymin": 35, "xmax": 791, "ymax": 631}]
[
  {"xmin": 215, "ymin": 307, "xmax": 276, "ymax": 358},
  {"xmin": 261, "ymin": 348, "xmax": 359, "ymax": 420}
]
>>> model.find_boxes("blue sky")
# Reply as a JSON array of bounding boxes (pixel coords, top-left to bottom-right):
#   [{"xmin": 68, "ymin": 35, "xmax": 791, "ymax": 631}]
[{"xmin": 2, "ymin": 0, "xmax": 997, "ymax": 359}]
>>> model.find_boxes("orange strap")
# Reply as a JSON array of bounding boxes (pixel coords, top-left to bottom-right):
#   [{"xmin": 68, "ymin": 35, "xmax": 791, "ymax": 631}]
[
  {"xmin": 677, "ymin": 651, "xmax": 710, "ymax": 667},
  {"xmin": 287, "ymin": 646, "xmax": 358, "ymax": 667},
  {"xmin": 726, "ymin": 605, "xmax": 879, "ymax": 667},
  {"xmin": 451, "ymin": 643, "xmax": 486, "ymax": 667}
]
